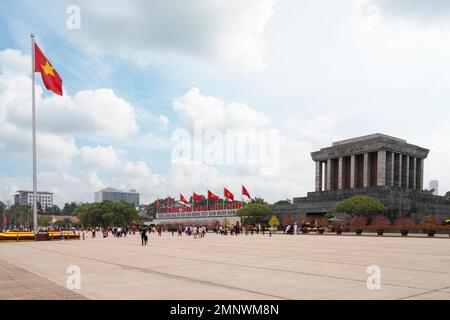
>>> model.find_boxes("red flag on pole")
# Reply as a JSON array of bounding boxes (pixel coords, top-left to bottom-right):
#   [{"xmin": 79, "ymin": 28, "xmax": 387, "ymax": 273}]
[
  {"xmin": 180, "ymin": 194, "xmax": 189, "ymax": 205},
  {"xmin": 242, "ymin": 185, "xmax": 252, "ymax": 199},
  {"xmin": 34, "ymin": 43, "xmax": 63, "ymax": 96},
  {"xmin": 208, "ymin": 190, "xmax": 219, "ymax": 201},
  {"xmin": 193, "ymin": 192, "xmax": 202, "ymax": 202},
  {"xmin": 224, "ymin": 188, "xmax": 234, "ymax": 201}
]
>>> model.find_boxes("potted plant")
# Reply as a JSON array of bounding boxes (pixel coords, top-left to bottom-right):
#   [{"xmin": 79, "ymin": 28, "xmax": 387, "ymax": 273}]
[
  {"xmin": 370, "ymin": 215, "xmax": 391, "ymax": 236},
  {"xmin": 420, "ymin": 215, "xmax": 439, "ymax": 237},
  {"xmin": 316, "ymin": 217, "xmax": 326, "ymax": 234},
  {"xmin": 395, "ymin": 217, "xmax": 413, "ymax": 237},
  {"xmin": 351, "ymin": 216, "xmax": 368, "ymax": 236}
]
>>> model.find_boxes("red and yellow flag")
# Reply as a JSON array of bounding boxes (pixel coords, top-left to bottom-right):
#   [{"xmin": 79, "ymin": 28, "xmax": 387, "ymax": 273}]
[
  {"xmin": 242, "ymin": 185, "xmax": 251, "ymax": 199},
  {"xmin": 224, "ymin": 188, "xmax": 234, "ymax": 201},
  {"xmin": 34, "ymin": 43, "xmax": 63, "ymax": 96},
  {"xmin": 193, "ymin": 192, "xmax": 202, "ymax": 202},
  {"xmin": 208, "ymin": 190, "xmax": 219, "ymax": 201}
]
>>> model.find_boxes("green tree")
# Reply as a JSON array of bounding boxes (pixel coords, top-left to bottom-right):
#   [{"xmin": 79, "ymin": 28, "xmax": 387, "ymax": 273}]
[
  {"xmin": 6, "ymin": 204, "xmax": 31, "ymax": 226},
  {"xmin": 61, "ymin": 202, "xmax": 79, "ymax": 215},
  {"xmin": 45, "ymin": 205, "xmax": 61, "ymax": 216},
  {"xmin": 53, "ymin": 218, "xmax": 74, "ymax": 228},
  {"xmin": 251, "ymin": 197, "xmax": 268, "ymax": 205},
  {"xmin": 75, "ymin": 201, "xmax": 140, "ymax": 227},
  {"xmin": 36, "ymin": 202, "xmax": 43, "ymax": 213},
  {"xmin": 237, "ymin": 202, "xmax": 272, "ymax": 225},
  {"xmin": 144, "ymin": 201, "xmax": 157, "ymax": 218},
  {"xmin": 324, "ymin": 212, "xmax": 335, "ymax": 220},
  {"xmin": 0, "ymin": 201, "xmax": 6, "ymax": 227},
  {"xmin": 334, "ymin": 195, "xmax": 387, "ymax": 217},
  {"xmin": 38, "ymin": 215, "xmax": 52, "ymax": 227},
  {"xmin": 272, "ymin": 199, "xmax": 292, "ymax": 206}
]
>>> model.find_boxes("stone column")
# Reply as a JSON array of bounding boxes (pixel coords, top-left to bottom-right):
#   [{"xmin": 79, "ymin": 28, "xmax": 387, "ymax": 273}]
[
  {"xmin": 315, "ymin": 161, "xmax": 322, "ymax": 192},
  {"xmin": 397, "ymin": 154, "xmax": 402, "ymax": 187},
  {"xmin": 350, "ymin": 155, "xmax": 356, "ymax": 189},
  {"xmin": 338, "ymin": 157, "xmax": 343, "ymax": 190},
  {"xmin": 377, "ymin": 150, "xmax": 386, "ymax": 186},
  {"xmin": 363, "ymin": 153, "xmax": 370, "ymax": 187},
  {"xmin": 409, "ymin": 157, "xmax": 416, "ymax": 189},
  {"xmin": 404, "ymin": 155, "xmax": 410, "ymax": 188},
  {"xmin": 386, "ymin": 152, "xmax": 394, "ymax": 186},
  {"xmin": 417, "ymin": 158, "xmax": 424, "ymax": 190},
  {"xmin": 326, "ymin": 159, "xmax": 332, "ymax": 191}
]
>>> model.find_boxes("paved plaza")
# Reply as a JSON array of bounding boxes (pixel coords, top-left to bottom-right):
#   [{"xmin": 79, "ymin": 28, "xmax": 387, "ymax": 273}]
[{"xmin": 0, "ymin": 233, "xmax": 449, "ymax": 300}]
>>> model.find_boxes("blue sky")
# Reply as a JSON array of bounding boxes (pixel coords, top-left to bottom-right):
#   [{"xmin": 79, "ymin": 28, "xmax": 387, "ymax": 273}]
[{"xmin": 1, "ymin": 0, "xmax": 450, "ymax": 206}]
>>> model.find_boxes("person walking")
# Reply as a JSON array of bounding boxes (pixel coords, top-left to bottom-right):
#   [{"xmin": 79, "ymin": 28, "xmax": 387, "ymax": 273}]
[
  {"xmin": 202, "ymin": 226, "xmax": 206, "ymax": 238},
  {"xmin": 193, "ymin": 226, "xmax": 198, "ymax": 239},
  {"xmin": 294, "ymin": 223, "xmax": 298, "ymax": 235},
  {"xmin": 285, "ymin": 224, "xmax": 291, "ymax": 235},
  {"xmin": 157, "ymin": 226, "xmax": 162, "ymax": 237},
  {"xmin": 140, "ymin": 227, "xmax": 148, "ymax": 246}
]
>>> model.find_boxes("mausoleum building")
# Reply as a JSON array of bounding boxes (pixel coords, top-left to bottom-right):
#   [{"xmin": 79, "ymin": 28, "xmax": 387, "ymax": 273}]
[{"xmin": 272, "ymin": 133, "xmax": 450, "ymax": 222}]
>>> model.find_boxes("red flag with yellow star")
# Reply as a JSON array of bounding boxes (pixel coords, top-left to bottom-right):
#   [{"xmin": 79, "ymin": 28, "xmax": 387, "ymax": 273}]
[
  {"xmin": 224, "ymin": 188, "xmax": 234, "ymax": 201},
  {"xmin": 34, "ymin": 43, "xmax": 63, "ymax": 96}
]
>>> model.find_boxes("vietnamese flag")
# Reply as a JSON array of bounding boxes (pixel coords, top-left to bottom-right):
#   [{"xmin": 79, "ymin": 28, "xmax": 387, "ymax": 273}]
[
  {"xmin": 193, "ymin": 192, "xmax": 202, "ymax": 202},
  {"xmin": 224, "ymin": 188, "xmax": 234, "ymax": 201},
  {"xmin": 242, "ymin": 185, "xmax": 252, "ymax": 199},
  {"xmin": 208, "ymin": 190, "xmax": 219, "ymax": 201},
  {"xmin": 180, "ymin": 194, "xmax": 189, "ymax": 205},
  {"xmin": 34, "ymin": 43, "xmax": 63, "ymax": 96}
]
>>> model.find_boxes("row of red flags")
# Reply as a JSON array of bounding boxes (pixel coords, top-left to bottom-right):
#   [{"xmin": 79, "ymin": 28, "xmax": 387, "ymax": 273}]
[
  {"xmin": 157, "ymin": 202, "xmax": 243, "ymax": 214},
  {"xmin": 157, "ymin": 186, "xmax": 252, "ymax": 210},
  {"xmin": 182, "ymin": 185, "xmax": 251, "ymax": 205}
]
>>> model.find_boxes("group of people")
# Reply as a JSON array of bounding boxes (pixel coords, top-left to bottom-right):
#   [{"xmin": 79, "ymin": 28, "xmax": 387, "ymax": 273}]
[
  {"xmin": 83, "ymin": 221, "xmax": 303, "ymax": 247},
  {"xmin": 82, "ymin": 226, "xmax": 140, "ymax": 240},
  {"xmin": 168, "ymin": 225, "xmax": 207, "ymax": 238},
  {"xmin": 284, "ymin": 223, "xmax": 299, "ymax": 235}
]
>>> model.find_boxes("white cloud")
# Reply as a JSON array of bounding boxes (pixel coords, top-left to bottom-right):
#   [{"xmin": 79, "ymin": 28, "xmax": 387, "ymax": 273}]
[
  {"xmin": 173, "ymin": 87, "xmax": 269, "ymax": 129},
  {"xmin": 80, "ymin": 145, "xmax": 119, "ymax": 170},
  {"xmin": 0, "ymin": 49, "xmax": 139, "ymax": 163},
  {"xmin": 0, "ymin": 49, "xmax": 30, "ymax": 75},
  {"xmin": 6, "ymin": 86, "xmax": 138, "ymax": 140},
  {"xmin": 70, "ymin": 0, "xmax": 276, "ymax": 70},
  {"xmin": 158, "ymin": 115, "xmax": 169, "ymax": 127}
]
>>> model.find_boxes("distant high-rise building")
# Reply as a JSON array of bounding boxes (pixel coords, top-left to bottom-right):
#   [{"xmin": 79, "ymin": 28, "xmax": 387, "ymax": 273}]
[
  {"xmin": 94, "ymin": 188, "xmax": 140, "ymax": 207},
  {"xmin": 429, "ymin": 180, "xmax": 439, "ymax": 195},
  {"xmin": 13, "ymin": 190, "xmax": 54, "ymax": 212}
]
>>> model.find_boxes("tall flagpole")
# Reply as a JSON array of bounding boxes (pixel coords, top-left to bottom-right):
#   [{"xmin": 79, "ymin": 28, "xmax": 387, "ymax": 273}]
[{"xmin": 31, "ymin": 33, "xmax": 38, "ymax": 233}]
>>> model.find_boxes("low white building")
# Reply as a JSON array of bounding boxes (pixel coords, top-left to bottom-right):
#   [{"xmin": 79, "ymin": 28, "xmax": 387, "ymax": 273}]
[
  {"xmin": 94, "ymin": 188, "xmax": 140, "ymax": 207},
  {"xmin": 13, "ymin": 190, "xmax": 54, "ymax": 212}
]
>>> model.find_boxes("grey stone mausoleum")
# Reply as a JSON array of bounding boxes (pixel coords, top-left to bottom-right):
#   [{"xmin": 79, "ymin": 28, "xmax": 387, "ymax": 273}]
[{"xmin": 272, "ymin": 133, "xmax": 450, "ymax": 222}]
